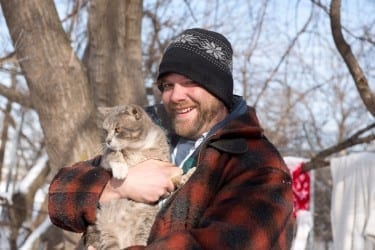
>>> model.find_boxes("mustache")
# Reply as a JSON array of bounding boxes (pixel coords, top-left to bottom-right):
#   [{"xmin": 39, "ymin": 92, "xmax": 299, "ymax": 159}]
[{"xmin": 167, "ymin": 101, "xmax": 194, "ymax": 110}]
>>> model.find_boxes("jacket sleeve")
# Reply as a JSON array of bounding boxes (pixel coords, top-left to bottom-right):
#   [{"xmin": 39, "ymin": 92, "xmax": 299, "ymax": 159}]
[{"xmin": 48, "ymin": 156, "xmax": 111, "ymax": 233}]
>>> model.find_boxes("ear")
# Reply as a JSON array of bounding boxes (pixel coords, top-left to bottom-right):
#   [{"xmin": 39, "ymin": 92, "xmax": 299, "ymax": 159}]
[{"xmin": 130, "ymin": 105, "xmax": 142, "ymax": 120}]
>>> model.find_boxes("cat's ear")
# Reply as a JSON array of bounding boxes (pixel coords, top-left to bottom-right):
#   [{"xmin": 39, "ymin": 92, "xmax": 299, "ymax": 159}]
[{"xmin": 130, "ymin": 105, "xmax": 143, "ymax": 120}]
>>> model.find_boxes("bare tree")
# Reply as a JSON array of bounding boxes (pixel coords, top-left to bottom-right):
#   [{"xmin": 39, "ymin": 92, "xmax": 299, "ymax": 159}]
[
  {"xmin": 0, "ymin": 0, "xmax": 144, "ymax": 173},
  {"xmin": 330, "ymin": 0, "xmax": 375, "ymax": 116},
  {"xmin": 1, "ymin": 0, "xmax": 96, "ymax": 171},
  {"xmin": 0, "ymin": 0, "xmax": 144, "ymax": 248}
]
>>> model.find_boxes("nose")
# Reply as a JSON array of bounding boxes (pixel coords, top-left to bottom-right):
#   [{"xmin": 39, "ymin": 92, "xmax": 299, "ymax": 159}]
[
  {"xmin": 168, "ymin": 83, "xmax": 187, "ymax": 103},
  {"xmin": 105, "ymin": 138, "xmax": 111, "ymax": 146},
  {"xmin": 105, "ymin": 134, "xmax": 113, "ymax": 145}
]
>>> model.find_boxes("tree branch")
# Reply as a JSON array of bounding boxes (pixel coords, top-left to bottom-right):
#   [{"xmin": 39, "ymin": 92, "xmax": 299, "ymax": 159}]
[
  {"xmin": 302, "ymin": 122, "xmax": 375, "ymax": 171},
  {"xmin": 0, "ymin": 84, "xmax": 32, "ymax": 108},
  {"xmin": 329, "ymin": 0, "xmax": 375, "ymax": 116},
  {"xmin": 254, "ymin": 1, "xmax": 313, "ymax": 107}
]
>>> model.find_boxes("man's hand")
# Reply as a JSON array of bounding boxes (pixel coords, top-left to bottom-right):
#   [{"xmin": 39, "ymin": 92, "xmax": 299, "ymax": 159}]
[{"xmin": 99, "ymin": 159, "xmax": 182, "ymax": 204}]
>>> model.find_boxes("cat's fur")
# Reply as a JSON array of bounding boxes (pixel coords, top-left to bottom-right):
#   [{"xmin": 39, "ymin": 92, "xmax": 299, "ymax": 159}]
[
  {"xmin": 82, "ymin": 104, "xmax": 194, "ymax": 250},
  {"xmin": 99, "ymin": 104, "xmax": 171, "ymax": 179}
]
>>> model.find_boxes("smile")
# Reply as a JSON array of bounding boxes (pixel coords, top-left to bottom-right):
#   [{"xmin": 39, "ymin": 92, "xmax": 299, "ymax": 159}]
[{"xmin": 175, "ymin": 107, "xmax": 194, "ymax": 114}]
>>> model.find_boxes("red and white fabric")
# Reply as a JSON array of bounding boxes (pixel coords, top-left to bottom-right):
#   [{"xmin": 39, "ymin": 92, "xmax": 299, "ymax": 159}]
[{"xmin": 284, "ymin": 156, "xmax": 313, "ymax": 250}]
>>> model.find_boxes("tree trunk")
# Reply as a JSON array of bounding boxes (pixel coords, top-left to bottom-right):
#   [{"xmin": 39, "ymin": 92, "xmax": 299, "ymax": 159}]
[
  {"xmin": 84, "ymin": 0, "xmax": 146, "ymax": 107},
  {"xmin": 0, "ymin": 0, "xmax": 101, "ymax": 172},
  {"xmin": 1, "ymin": 0, "xmax": 145, "ymax": 247}
]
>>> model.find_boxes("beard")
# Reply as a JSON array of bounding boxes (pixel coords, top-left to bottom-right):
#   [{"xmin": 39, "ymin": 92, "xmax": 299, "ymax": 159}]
[{"xmin": 169, "ymin": 99, "xmax": 225, "ymax": 140}]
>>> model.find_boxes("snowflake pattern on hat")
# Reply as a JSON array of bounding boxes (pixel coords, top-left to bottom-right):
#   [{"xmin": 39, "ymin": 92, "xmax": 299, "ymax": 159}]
[
  {"xmin": 169, "ymin": 30, "xmax": 233, "ymax": 74},
  {"xmin": 203, "ymin": 41, "xmax": 225, "ymax": 60}
]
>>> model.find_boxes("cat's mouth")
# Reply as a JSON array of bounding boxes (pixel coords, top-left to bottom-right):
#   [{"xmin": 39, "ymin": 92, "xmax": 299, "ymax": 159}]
[{"xmin": 106, "ymin": 143, "xmax": 123, "ymax": 151}]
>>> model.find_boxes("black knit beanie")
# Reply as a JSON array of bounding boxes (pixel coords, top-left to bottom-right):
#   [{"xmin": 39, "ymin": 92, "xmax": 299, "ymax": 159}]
[{"xmin": 157, "ymin": 28, "xmax": 233, "ymax": 109}]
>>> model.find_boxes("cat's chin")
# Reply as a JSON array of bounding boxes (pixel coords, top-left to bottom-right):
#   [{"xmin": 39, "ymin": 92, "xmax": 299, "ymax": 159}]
[{"xmin": 107, "ymin": 145, "xmax": 124, "ymax": 152}]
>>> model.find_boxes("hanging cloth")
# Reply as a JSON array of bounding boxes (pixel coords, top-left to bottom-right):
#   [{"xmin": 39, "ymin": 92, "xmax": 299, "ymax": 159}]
[{"xmin": 330, "ymin": 152, "xmax": 375, "ymax": 250}]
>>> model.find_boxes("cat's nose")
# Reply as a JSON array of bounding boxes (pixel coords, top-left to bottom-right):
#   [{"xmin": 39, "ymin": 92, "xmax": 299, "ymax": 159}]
[{"xmin": 105, "ymin": 138, "xmax": 111, "ymax": 145}]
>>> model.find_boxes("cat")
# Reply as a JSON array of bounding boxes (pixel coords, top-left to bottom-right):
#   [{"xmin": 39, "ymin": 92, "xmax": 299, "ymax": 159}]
[
  {"xmin": 82, "ymin": 104, "xmax": 194, "ymax": 250},
  {"xmin": 99, "ymin": 104, "xmax": 171, "ymax": 179}
]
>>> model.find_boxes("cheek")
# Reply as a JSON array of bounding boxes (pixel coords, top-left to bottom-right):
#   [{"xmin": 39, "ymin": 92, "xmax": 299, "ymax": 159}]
[
  {"xmin": 162, "ymin": 93, "xmax": 173, "ymax": 111},
  {"xmin": 161, "ymin": 92, "xmax": 170, "ymax": 103}
]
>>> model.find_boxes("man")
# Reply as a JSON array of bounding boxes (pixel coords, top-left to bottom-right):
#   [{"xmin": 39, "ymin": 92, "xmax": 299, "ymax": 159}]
[{"xmin": 49, "ymin": 28, "xmax": 295, "ymax": 249}]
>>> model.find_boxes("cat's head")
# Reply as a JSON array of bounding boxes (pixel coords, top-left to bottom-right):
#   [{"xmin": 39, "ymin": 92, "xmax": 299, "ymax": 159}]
[{"xmin": 98, "ymin": 104, "xmax": 152, "ymax": 151}]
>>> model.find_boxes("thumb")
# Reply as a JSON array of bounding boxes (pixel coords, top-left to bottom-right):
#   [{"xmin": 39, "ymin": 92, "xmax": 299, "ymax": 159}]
[{"xmin": 170, "ymin": 167, "xmax": 183, "ymax": 186}]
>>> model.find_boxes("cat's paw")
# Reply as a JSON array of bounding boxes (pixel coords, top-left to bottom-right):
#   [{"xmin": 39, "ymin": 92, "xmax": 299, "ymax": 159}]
[{"xmin": 109, "ymin": 161, "xmax": 128, "ymax": 179}]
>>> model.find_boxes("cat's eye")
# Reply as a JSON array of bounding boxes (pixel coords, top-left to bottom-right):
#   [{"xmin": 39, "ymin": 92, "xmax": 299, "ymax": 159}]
[{"xmin": 115, "ymin": 127, "xmax": 120, "ymax": 133}]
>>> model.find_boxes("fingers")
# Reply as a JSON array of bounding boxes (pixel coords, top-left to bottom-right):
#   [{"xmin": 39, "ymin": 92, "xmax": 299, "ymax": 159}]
[
  {"xmin": 171, "ymin": 166, "xmax": 183, "ymax": 176},
  {"xmin": 106, "ymin": 159, "xmax": 184, "ymax": 203},
  {"xmin": 170, "ymin": 175, "xmax": 182, "ymax": 187},
  {"xmin": 158, "ymin": 172, "xmax": 178, "ymax": 200},
  {"xmin": 166, "ymin": 179, "xmax": 176, "ymax": 193},
  {"xmin": 160, "ymin": 191, "xmax": 172, "ymax": 200}
]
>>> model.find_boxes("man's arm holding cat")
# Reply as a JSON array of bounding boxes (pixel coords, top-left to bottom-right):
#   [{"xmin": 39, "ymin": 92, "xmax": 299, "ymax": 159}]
[
  {"xmin": 100, "ymin": 160, "xmax": 181, "ymax": 203},
  {"xmin": 48, "ymin": 158, "xmax": 180, "ymax": 233}
]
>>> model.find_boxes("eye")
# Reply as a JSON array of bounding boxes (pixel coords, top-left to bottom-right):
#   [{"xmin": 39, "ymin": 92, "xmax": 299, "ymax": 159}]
[
  {"xmin": 181, "ymin": 80, "xmax": 198, "ymax": 87},
  {"xmin": 161, "ymin": 82, "xmax": 174, "ymax": 91},
  {"xmin": 114, "ymin": 127, "xmax": 120, "ymax": 133}
]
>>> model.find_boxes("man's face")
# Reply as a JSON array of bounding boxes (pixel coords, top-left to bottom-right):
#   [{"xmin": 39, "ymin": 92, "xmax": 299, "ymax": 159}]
[{"xmin": 160, "ymin": 73, "xmax": 228, "ymax": 140}]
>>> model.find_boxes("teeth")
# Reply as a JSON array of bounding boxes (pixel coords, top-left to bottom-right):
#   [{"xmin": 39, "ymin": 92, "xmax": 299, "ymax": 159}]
[{"xmin": 176, "ymin": 107, "xmax": 193, "ymax": 114}]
